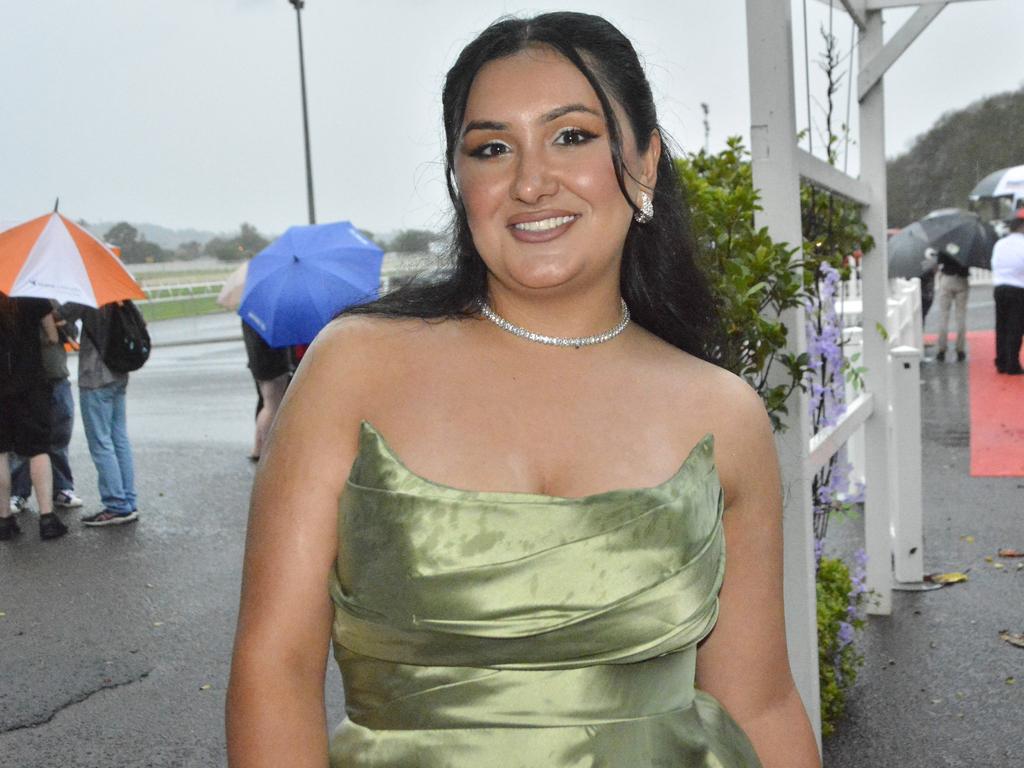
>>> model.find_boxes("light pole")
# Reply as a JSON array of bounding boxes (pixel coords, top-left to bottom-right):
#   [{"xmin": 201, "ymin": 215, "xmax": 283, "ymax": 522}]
[{"xmin": 288, "ymin": 0, "xmax": 316, "ymax": 224}]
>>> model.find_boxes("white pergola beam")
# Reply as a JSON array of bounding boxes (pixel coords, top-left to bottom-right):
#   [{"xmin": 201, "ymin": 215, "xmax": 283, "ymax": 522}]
[
  {"xmin": 815, "ymin": 0, "xmax": 984, "ymax": 18},
  {"xmin": 839, "ymin": 0, "xmax": 868, "ymax": 28},
  {"xmin": 865, "ymin": 0, "xmax": 985, "ymax": 9},
  {"xmin": 858, "ymin": 8, "xmax": 895, "ymax": 616},
  {"xmin": 745, "ymin": 0, "xmax": 821, "ymax": 744},
  {"xmin": 858, "ymin": 3, "xmax": 946, "ymax": 100},
  {"xmin": 797, "ymin": 149, "xmax": 873, "ymax": 206}
]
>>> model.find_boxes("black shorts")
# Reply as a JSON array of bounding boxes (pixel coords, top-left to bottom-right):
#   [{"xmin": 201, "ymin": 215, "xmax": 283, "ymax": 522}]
[
  {"xmin": 242, "ymin": 321, "xmax": 291, "ymax": 382},
  {"xmin": 0, "ymin": 382, "xmax": 54, "ymax": 457}
]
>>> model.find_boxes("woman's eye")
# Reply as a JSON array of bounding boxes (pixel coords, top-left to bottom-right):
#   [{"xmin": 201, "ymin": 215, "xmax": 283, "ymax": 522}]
[
  {"xmin": 555, "ymin": 128, "xmax": 597, "ymax": 146},
  {"xmin": 468, "ymin": 141, "xmax": 510, "ymax": 159}
]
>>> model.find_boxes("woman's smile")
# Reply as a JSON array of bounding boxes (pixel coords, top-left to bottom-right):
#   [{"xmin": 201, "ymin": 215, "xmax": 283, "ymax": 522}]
[{"xmin": 508, "ymin": 212, "xmax": 580, "ymax": 242}]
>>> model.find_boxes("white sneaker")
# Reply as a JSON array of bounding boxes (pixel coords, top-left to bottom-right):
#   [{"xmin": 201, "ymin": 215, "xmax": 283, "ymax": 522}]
[
  {"xmin": 54, "ymin": 490, "xmax": 84, "ymax": 509},
  {"xmin": 9, "ymin": 496, "xmax": 29, "ymax": 515}
]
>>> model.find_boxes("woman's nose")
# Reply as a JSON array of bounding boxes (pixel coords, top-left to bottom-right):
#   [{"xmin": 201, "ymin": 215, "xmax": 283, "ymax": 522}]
[{"xmin": 510, "ymin": 147, "xmax": 557, "ymax": 204}]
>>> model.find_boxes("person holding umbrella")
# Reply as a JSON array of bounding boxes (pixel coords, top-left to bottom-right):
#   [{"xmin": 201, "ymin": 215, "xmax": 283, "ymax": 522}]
[
  {"xmin": 8, "ymin": 302, "xmax": 84, "ymax": 514},
  {"xmin": 228, "ymin": 12, "xmax": 817, "ymax": 768},
  {"xmin": 992, "ymin": 209, "xmax": 1024, "ymax": 374},
  {"xmin": 935, "ymin": 242, "xmax": 970, "ymax": 362},
  {"xmin": 0, "ymin": 293, "xmax": 68, "ymax": 540},
  {"xmin": 0, "ymin": 210, "xmax": 147, "ymax": 527}
]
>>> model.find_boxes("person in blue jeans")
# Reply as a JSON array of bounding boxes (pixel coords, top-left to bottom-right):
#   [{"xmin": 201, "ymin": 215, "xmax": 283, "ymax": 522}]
[
  {"xmin": 9, "ymin": 306, "xmax": 84, "ymax": 513},
  {"xmin": 61, "ymin": 303, "xmax": 138, "ymax": 526}
]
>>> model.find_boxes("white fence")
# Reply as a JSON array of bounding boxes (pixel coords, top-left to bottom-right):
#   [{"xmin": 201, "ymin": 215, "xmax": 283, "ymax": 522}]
[
  {"xmin": 823, "ymin": 277, "xmax": 924, "ymax": 611},
  {"xmin": 141, "ymin": 281, "xmax": 223, "ymax": 304}
]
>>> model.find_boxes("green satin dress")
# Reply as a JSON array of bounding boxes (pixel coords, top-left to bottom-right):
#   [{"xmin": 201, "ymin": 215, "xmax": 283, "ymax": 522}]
[{"xmin": 328, "ymin": 422, "xmax": 763, "ymax": 767}]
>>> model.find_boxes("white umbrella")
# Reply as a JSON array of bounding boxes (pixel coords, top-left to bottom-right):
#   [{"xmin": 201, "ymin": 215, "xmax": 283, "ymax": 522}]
[
  {"xmin": 970, "ymin": 165, "xmax": 1024, "ymax": 201},
  {"xmin": 217, "ymin": 260, "xmax": 248, "ymax": 310}
]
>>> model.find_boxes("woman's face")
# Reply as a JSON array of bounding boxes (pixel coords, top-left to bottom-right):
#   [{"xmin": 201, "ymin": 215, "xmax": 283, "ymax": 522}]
[{"xmin": 453, "ymin": 47, "xmax": 659, "ymax": 296}]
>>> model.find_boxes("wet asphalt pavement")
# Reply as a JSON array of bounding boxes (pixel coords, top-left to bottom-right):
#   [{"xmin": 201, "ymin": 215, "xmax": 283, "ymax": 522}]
[
  {"xmin": 823, "ymin": 287, "xmax": 1023, "ymax": 767},
  {"xmin": 1, "ymin": 331, "xmax": 345, "ymax": 767},
  {"xmin": 1, "ymin": 292, "xmax": 1020, "ymax": 767}
]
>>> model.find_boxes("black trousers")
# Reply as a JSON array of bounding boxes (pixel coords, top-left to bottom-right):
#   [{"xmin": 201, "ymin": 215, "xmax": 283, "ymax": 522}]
[{"xmin": 994, "ymin": 285, "xmax": 1024, "ymax": 373}]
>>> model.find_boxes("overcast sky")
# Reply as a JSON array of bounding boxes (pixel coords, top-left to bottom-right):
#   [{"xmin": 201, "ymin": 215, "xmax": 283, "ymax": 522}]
[{"xmin": 1, "ymin": 0, "xmax": 1020, "ymax": 238}]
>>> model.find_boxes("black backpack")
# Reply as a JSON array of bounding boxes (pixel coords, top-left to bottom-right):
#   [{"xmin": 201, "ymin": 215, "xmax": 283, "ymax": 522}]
[{"xmin": 95, "ymin": 301, "xmax": 151, "ymax": 373}]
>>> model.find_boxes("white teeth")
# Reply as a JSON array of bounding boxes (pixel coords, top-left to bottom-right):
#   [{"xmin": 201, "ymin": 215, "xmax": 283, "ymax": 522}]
[{"xmin": 513, "ymin": 215, "xmax": 576, "ymax": 232}]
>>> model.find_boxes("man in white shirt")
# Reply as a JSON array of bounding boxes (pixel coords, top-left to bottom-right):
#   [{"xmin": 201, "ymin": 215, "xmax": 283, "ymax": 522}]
[{"xmin": 991, "ymin": 209, "xmax": 1024, "ymax": 374}]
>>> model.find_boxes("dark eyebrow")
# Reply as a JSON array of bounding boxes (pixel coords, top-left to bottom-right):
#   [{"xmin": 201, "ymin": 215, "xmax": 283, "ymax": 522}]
[
  {"xmin": 542, "ymin": 103, "xmax": 601, "ymax": 122},
  {"xmin": 461, "ymin": 104, "xmax": 602, "ymax": 138},
  {"xmin": 462, "ymin": 120, "xmax": 507, "ymax": 137}
]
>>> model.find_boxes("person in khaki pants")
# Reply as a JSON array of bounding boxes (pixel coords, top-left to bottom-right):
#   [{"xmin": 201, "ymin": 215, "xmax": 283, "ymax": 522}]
[{"xmin": 936, "ymin": 243, "xmax": 970, "ymax": 362}]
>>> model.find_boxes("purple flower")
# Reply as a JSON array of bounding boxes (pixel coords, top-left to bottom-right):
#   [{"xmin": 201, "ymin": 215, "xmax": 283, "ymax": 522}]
[{"xmin": 837, "ymin": 621, "xmax": 855, "ymax": 647}]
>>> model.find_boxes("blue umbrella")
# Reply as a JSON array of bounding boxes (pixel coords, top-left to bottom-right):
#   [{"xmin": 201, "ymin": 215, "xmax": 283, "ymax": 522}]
[{"xmin": 238, "ymin": 220, "xmax": 383, "ymax": 347}]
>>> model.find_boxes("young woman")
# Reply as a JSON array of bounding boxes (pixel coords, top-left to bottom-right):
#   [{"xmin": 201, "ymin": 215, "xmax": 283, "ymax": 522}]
[{"xmin": 228, "ymin": 12, "xmax": 819, "ymax": 767}]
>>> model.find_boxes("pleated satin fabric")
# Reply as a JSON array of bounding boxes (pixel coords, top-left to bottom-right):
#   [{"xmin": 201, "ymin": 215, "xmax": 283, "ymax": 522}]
[{"xmin": 328, "ymin": 421, "xmax": 763, "ymax": 767}]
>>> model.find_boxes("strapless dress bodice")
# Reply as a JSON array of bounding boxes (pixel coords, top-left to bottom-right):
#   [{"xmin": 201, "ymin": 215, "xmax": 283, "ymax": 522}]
[{"xmin": 328, "ymin": 421, "xmax": 762, "ymax": 767}]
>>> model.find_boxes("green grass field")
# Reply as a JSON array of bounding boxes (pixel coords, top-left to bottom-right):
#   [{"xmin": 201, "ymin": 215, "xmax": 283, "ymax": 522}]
[
  {"xmin": 134, "ymin": 268, "xmax": 234, "ymax": 322},
  {"xmin": 139, "ymin": 296, "xmax": 228, "ymax": 323}
]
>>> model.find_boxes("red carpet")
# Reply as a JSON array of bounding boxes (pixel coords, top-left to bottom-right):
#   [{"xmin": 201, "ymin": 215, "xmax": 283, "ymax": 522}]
[{"xmin": 967, "ymin": 329, "xmax": 1024, "ymax": 476}]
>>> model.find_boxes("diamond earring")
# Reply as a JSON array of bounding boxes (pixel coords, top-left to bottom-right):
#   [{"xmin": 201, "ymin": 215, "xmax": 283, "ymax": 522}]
[{"xmin": 634, "ymin": 191, "xmax": 654, "ymax": 224}]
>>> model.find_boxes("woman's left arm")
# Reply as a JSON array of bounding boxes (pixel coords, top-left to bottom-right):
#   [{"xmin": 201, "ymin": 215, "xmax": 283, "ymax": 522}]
[{"xmin": 694, "ymin": 378, "xmax": 821, "ymax": 768}]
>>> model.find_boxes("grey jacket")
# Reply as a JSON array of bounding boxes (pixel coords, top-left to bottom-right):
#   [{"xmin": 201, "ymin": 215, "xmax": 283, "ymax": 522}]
[{"xmin": 60, "ymin": 304, "xmax": 128, "ymax": 390}]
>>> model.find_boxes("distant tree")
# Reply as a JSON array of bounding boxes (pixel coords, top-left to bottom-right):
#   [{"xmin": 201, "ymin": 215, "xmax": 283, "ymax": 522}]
[
  {"xmin": 205, "ymin": 223, "xmax": 271, "ymax": 262},
  {"xmin": 887, "ymin": 86, "xmax": 1024, "ymax": 227},
  {"xmin": 387, "ymin": 228, "xmax": 441, "ymax": 253},
  {"xmin": 102, "ymin": 222, "xmax": 171, "ymax": 263},
  {"xmin": 237, "ymin": 222, "xmax": 269, "ymax": 256},
  {"xmin": 104, "ymin": 222, "xmax": 140, "ymax": 251},
  {"xmin": 133, "ymin": 239, "xmax": 166, "ymax": 264},
  {"xmin": 175, "ymin": 240, "xmax": 202, "ymax": 261}
]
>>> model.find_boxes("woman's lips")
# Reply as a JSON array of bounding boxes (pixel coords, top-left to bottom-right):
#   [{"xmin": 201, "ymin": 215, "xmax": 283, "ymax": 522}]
[{"xmin": 507, "ymin": 214, "xmax": 580, "ymax": 242}]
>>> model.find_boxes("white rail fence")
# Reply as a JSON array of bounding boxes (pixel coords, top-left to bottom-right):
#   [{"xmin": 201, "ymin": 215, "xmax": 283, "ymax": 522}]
[
  {"xmin": 823, "ymin": 277, "xmax": 924, "ymax": 611},
  {"xmin": 141, "ymin": 281, "xmax": 223, "ymax": 304}
]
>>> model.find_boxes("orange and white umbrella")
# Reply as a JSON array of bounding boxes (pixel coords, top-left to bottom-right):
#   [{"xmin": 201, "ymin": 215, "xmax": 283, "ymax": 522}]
[{"xmin": 0, "ymin": 212, "xmax": 145, "ymax": 307}]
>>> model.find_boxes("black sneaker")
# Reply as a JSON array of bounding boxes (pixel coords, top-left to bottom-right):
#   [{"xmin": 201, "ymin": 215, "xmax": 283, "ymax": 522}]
[
  {"xmin": 39, "ymin": 513, "xmax": 69, "ymax": 540},
  {"xmin": 0, "ymin": 516, "xmax": 22, "ymax": 541},
  {"xmin": 82, "ymin": 510, "xmax": 139, "ymax": 527}
]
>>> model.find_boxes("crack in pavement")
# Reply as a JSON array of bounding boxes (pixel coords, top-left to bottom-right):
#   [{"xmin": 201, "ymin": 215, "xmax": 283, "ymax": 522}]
[{"xmin": 0, "ymin": 669, "xmax": 154, "ymax": 734}]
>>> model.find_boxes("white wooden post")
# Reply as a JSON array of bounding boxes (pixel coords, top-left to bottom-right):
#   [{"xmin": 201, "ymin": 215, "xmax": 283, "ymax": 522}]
[
  {"xmin": 744, "ymin": 0, "xmax": 821, "ymax": 741},
  {"xmin": 857, "ymin": 7, "xmax": 895, "ymax": 616},
  {"xmin": 888, "ymin": 346, "xmax": 925, "ymax": 582},
  {"xmin": 843, "ymin": 326, "xmax": 867, "ymax": 492}
]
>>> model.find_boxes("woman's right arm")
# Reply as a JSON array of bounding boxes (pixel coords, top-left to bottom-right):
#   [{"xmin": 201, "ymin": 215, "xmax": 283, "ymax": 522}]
[{"xmin": 226, "ymin": 322, "xmax": 371, "ymax": 767}]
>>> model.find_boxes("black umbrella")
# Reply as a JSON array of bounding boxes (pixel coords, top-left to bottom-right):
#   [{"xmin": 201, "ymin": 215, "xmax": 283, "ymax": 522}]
[
  {"xmin": 918, "ymin": 209, "xmax": 997, "ymax": 270},
  {"xmin": 888, "ymin": 221, "xmax": 938, "ymax": 279},
  {"xmin": 888, "ymin": 209, "xmax": 996, "ymax": 278}
]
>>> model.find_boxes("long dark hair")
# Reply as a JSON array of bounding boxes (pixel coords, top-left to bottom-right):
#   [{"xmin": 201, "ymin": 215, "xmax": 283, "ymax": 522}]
[{"xmin": 346, "ymin": 12, "xmax": 717, "ymax": 360}]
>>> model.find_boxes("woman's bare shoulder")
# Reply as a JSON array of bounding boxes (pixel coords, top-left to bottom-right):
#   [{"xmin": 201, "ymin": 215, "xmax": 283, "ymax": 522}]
[
  {"xmin": 306, "ymin": 314, "xmax": 443, "ymax": 377},
  {"xmin": 638, "ymin": 341, "xmax": 775, "ymax": 505},
  {"xmin": 635, "ymin": 332, "xmax": 767, "ymax": 429}
]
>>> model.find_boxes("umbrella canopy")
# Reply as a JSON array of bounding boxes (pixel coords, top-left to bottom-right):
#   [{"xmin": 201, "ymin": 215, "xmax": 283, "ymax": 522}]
[
  {"xmin": 0, "ymin": 213, "xmax": 145, "ymax": 307},
  {"xmin": 888, "ymin": 222, "xmax": 939, "ymax": 279},
  {"xmin": 888, "ymin": 209, "xmax": 997, "ymax": 278},
  {"xmin": 970, "ymin": 165, "xmax": 1024, "ymax": 200},
  {"xmin": 238, "ymin": 220, "xmax": 383, "ymax": 347},
  {"xmin": 217, "ymin": 260, "xmax": 248, "ymax": 310}
]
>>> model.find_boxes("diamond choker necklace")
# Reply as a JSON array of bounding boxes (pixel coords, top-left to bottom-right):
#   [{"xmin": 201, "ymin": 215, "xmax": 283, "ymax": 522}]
[{"xmin": 479, "ymin": 299, "xmax": 630, "ymax": 348}]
